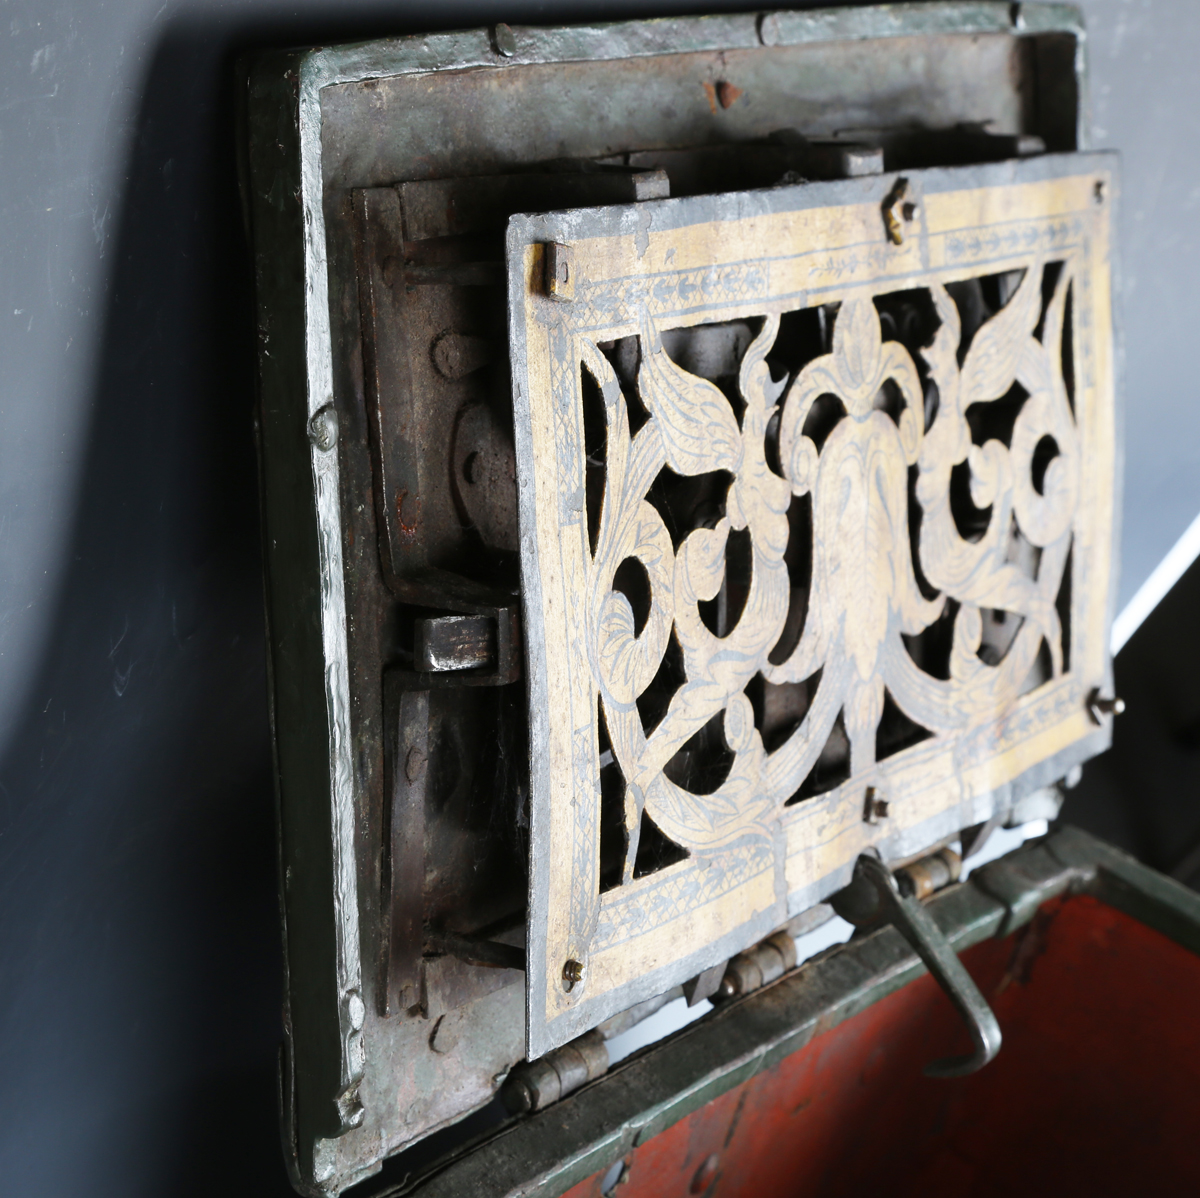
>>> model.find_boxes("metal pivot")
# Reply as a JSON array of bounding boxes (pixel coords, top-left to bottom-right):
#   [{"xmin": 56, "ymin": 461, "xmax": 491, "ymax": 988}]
[{"xmin": 855, "ymin": 854, "xmax": 1002, "ymax": 1077}]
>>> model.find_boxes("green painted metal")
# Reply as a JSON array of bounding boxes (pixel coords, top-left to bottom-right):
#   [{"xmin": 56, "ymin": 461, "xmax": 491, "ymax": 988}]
[{"xmin": 390, "ymin": 827, "xmax": 1200, "ymax": 1198}]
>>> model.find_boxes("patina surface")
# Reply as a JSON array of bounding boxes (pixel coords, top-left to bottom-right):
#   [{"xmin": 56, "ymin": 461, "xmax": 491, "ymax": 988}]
[{"xmin": 510, "ymin": 156, "xmax": 1117, "ymax": 1055}]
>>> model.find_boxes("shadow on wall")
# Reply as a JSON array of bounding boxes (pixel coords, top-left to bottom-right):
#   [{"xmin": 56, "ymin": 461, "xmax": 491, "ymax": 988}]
[{"xmin": 0, "ymin": 15, "xmax": 280, "ymax": 1198}]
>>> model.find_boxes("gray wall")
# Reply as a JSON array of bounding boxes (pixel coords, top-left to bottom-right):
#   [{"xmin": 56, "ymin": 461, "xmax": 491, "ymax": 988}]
[
  {"xmin": 0, "ymin": 2, "xmax": 1195, "ymax": 1194},
  {"xmin": 1091, "ymin": 0, "xmax": 1200, "ymax": 611}
]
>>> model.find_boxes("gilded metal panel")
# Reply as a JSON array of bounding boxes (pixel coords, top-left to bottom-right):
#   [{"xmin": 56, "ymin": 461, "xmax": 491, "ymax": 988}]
[{"xmin": 509, "ymin": 154, "xmax": 1117, "ymax": 1055}]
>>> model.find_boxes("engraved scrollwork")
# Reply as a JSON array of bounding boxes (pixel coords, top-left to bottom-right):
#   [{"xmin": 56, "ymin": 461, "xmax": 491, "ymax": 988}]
[{"xmin": 583, "ymin": 262, "xmax": 1079, "ymax": 877}]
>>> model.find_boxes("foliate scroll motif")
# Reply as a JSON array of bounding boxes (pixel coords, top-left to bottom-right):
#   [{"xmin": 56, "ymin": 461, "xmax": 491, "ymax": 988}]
[
  {"xmin": 587, "ymin": 317, "xmax": 791, "ymax": 869},
  {"xmin": 585, "ymin": 263, "xmax": 1079, "ymax": 882}
]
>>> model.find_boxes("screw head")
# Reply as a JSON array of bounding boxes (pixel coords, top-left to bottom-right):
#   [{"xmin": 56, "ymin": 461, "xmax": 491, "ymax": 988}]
[{"xmin": 562, "ymin": 958, "xmax": 586, "ymax": 990}]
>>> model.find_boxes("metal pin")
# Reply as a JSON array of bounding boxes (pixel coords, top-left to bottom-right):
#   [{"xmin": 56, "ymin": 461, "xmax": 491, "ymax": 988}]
[
  {"xmin": 545, "ymin": 242, "xmax": 575, "ymax": 302},
  {"xmin": 501, "ymin": 1029, "xmax": 607, "ymax": 1113},
  {"xmin": 715, "ymin": 929, "xmax": 796, "ymax": 999},
  {"xmin": 1088, "ymin": 689, "xmax": 1125, "ymax": 724}
]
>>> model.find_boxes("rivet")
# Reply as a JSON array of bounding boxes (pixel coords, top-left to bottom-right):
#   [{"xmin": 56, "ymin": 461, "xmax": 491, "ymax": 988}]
[
  {"xmin": 757, "ymin": 12, "xmax": 781, "ymax": 46},
  {"xmin": 562, "ymin": 958, "xmax": 586, "ymax": 990},
  {"xmin": 308, "ymin": 404, "xmax": 338, "ymax": 452},
  {"xmin": 492, "ymin": 23, "xmax": 517, "ymax": 57}
]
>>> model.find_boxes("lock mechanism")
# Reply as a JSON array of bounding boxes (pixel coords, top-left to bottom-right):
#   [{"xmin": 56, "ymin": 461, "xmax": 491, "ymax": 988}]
[{"xmin": 246, "ymin": 6, "xmax": 1118, "ymax": 1193}]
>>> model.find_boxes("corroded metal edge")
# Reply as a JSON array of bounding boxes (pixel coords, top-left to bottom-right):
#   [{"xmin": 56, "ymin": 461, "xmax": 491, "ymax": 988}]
[
  {"xmin": 388, "ymin": 826, "xmax": 1200, "ymax": 1198},
  {"xmin": 295, "ymin": 3, "xmax": 1085, "ymax": 91},
  {"xmin": 251, "ymin": 5, "xmax": 1090, "ymax": 1193}
]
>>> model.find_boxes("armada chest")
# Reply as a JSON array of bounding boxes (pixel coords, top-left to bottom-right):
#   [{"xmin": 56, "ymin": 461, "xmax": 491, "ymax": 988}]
[{"xmin": 245, "ymin": 8, "xmax": 1199, "ymax": 1195}]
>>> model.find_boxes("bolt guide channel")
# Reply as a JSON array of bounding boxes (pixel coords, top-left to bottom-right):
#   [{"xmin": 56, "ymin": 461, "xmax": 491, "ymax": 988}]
[{"xmin": 245, "ymin": 7, "xmax": 1133, "ymax": 1195}]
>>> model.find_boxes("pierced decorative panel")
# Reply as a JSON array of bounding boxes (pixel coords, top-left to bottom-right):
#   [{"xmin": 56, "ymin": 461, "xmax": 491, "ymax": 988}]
[{"xmin": 508, "ymin": 155, "xmax": 1117, "ymax": 1056}]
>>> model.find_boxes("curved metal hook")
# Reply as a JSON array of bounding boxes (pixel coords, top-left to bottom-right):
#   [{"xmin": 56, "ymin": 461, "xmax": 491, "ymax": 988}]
[{"xmin": 856, "ymin": 854, "xmax": 1002, "ymax": 1078}]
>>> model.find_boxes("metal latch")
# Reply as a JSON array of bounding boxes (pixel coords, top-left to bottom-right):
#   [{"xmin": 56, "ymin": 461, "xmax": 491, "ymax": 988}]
[{"xmin": 833, "ymin": 851, "xmax": 1002, "ymax": 1077}]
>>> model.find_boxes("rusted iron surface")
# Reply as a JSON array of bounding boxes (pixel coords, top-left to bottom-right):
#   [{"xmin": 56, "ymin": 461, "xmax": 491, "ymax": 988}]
[
  {"xmin": 321, "ymin": 34, "xmax": 1043, "ymax": 189},
  {"xmin": 382, "ymin": 686, "xmax": 429, "ymax": 1016},
  {"xmin": 354, "ymin": 185, "xmax": 513, "ymax": 584}
]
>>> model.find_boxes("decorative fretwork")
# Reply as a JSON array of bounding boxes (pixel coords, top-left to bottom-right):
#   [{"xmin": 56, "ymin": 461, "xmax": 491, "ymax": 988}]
[
  {"xmin": 585, "ymin": 263, "xmax": 1077, "ymax": 876},
  {"xmin": 510, "ymin": 159, "xmax": 1116, "ymax": 1055}
]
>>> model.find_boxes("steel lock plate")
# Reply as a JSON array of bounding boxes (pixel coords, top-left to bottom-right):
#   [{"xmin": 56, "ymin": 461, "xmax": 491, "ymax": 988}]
[{"xmin": 509, "ymin": 155, "xmax": 1117, "ymax": 1054}]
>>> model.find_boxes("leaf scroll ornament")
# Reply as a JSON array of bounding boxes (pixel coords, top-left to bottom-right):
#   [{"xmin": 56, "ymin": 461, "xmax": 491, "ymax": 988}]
[{"xmin": 581, "ymin": 272, "xmax": 1079, "ymax": 878}]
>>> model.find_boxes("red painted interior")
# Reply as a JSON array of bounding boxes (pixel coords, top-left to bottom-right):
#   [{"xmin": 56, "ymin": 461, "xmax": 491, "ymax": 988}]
[{"xmin": 565, "ymin": 895, "xmax": 1200, "ymax": 1197}]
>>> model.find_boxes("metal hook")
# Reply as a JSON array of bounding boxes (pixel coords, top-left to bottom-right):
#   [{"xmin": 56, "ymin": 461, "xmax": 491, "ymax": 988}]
[{"xmin": 854, "ymin": 854, "xmax": 1002, "ymax": 1077}]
